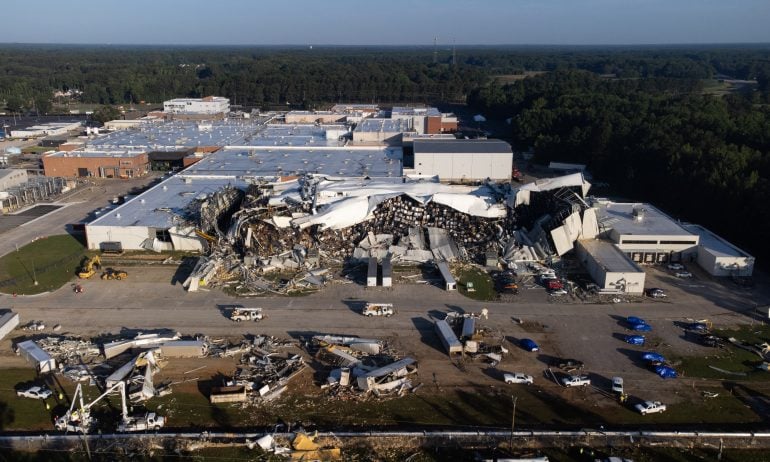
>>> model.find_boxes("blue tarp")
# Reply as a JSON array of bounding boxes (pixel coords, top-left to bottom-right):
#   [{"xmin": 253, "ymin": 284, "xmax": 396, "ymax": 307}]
[
  {"xmin": 656, "ymin": 365, "xmax": 678, "ymax": 378},
  {"xmin": 643, "ymin": 352, "xmax": 666, "ymax": 362},
  {"xmin": 625, "ymin": 335, "xmax": 645, "ymax": 345},
  {"xmin": 627, "ymin": 316, "xmax": 646, "ymax": 325},
  {"xmin": 631, "ymin": 323, "xmax": 652, "ymax": 332},
  {"xmin": 520, "ymin": 338, "xmax": 539, "ymax": 352}
]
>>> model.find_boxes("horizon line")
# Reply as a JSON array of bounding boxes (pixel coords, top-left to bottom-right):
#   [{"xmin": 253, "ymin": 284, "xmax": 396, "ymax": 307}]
[{"xmin": 1, "ymin": 41, "xmax": 769, "ymax": 48}]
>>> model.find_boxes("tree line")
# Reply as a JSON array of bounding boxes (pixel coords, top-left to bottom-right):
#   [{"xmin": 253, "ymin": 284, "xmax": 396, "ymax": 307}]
[
  {"xmin": 3, "ymin": 44, "xmax": 770, "ymax": 113},
  {"xmin": 470, "ymin": 69, "xmax": 770, "ymax": 264}
]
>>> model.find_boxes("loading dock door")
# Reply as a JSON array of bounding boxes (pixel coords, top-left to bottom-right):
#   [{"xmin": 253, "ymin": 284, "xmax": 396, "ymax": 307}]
[{"xmin": 77, "ymin": 168, "xmax": 89, "ymax": 177}]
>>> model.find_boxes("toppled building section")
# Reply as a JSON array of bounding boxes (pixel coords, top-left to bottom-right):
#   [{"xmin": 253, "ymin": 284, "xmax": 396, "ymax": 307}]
[
  {"xmin": 208, "ymin": 335, "xmax": 306, "ymax": 404},
  {"xmin": 178, "ymin": 172, "xmax": 594, "ymax": 293},
  {"xmin": 311, "ymin": 335, "xmax": 418, "ymax": 399}
]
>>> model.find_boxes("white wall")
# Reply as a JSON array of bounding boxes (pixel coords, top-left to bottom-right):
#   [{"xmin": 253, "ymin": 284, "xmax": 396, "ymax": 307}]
[
  {"xmin": 697, "ymin": 246, "xmax": 754, "ymax": 276},
  {"xmin": 86, "ymin": 225, "xmax": 152, "ymax": 250},
  {"xmin": 413, "ymin": 152, "xmax": 512, "ymax": 181}
]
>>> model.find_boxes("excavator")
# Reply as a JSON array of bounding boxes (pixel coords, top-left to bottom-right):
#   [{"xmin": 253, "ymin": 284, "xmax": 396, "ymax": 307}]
[{"xmin": 77, "ymin": 255, "xmax": 101, "ymax": 279}]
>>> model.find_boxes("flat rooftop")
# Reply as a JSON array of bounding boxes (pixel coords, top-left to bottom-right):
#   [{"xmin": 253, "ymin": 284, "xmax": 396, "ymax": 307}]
[
  {"xmin": 232, "ymin": 124, "xmax": 348, "ymax": 148},
  {"xmin": 89, "ymin": 175, "xmax": 245, "ymax": 229},
  {"xmin": 87, "ymin": 119, "xmax": 266, "ymax": 151},
  {"xmin": 579, "ymin": 239, "xmax": 643, "ymax": 273},
  {"xmin": 413, "ymin": 139, "xmax": 511, "ymax": 154},
  {"xmin": 355, "ymin": 118, "xmax": 412, "ymax": 133},
  {"xmin": 391, "ymin": 106, "xmax": 441, "ymax": 117},
  {"xmin": 45, "ymin": 150, "xmax": 146, "ymax": 158},
  {"xmin": 682, "ymin": 224, "xmax": 753, "ymax": 259},
  {"xmin": 91, "ymin": 145, "xmax": 403, "ymax": 228},
  {"xmin": 594, "ymin": 201, "xmax": 694, "ymax": 237}
]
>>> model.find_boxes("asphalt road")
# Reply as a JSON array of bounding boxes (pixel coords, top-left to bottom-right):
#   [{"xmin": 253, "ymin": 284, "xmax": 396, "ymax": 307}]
[
  {"xmin": 0, "ymin": 175, "xmax": 160, "ymax": 256},
  {"xmin": 4, "ymin": 263, "xmax": 767, "ymax": 398}
]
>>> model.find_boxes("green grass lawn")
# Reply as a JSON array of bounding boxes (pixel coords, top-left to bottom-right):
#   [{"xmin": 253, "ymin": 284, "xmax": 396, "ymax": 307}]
[
  {"xmin": 0, "ymin": 234, "xmax": 86, "ymax": 295},
  {"xmin": 455, "ymin": 265, "xmax": 497, "ymax": 301},
  {"xmin": 675, "ymin": 325, "xmax": 770, "ymax": 381}
]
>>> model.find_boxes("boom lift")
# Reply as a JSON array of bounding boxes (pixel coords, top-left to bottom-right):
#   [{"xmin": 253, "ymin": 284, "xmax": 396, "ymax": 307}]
[{"xmin": 54, "ymin": 381, "xmax": 166, "ymax": 433}]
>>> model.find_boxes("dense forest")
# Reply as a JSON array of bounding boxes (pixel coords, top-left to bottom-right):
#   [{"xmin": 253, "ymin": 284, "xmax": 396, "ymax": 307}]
[
  {"xmin": 2, "ymin": 44, "xmax": 770, "ymax": 265},
  {"xmin": 469, "ymin": 69, "xmax": 770, "ymax": 264},
  {"xmin": 2, "ymin": 44, "xmax": 770, "ymax": 109}
]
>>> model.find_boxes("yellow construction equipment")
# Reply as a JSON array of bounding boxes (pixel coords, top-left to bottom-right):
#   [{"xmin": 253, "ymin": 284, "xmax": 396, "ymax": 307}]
[
  {"xmin": 195, "ymin": 230, "xmax": 217, "ymax": 242},
  {"xmin": 101, "ymin": 268, "xmax": 128, "ymax": 280},
  {"xmin": 77, "ymin": 255, "xmax": 102, "ymax": 279}
]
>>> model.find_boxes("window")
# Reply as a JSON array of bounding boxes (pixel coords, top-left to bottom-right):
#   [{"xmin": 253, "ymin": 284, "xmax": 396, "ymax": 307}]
[
  {"xmin": 659, "ymin": 240, "xmax": 697, "ymax": 245},
  {"xmin": 621, "ymin": 239, "xmax": 657, "ymax": 244},
  {"xmin": 155, "ymin": 229, "xmax": 172, "ymax": 242}
]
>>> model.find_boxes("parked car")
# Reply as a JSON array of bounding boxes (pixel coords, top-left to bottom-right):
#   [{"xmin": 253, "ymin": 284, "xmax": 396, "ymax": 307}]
[
  {"xmin": 635, "ymin": 400, "xmax": 667, "ymax": 415},
  {"xmin": 520, "ymin": 338, "xmax": 539, "ymax": 352},
  {"xmin": 675, "ymin": 271, "xmax": 693, "ymax": 278},
  {"xmin": 667, "ymin": 263, "xmax": 685, "ymax": 270},
  {"xmin": 503, "ymin": 372, "xmax": 534, "ymax": 385},
  {"xmin": 626, "ymin": 316, "xmax": 646, "ymax": 326},
  {"xmin": 556, "ymin": 359, "xmax": 585, "ymax": 372},
  {"xmin": 16, "ymin": 386, "xmax": 52, "ymax": 400},
  {"xmin": 611, "ymin": 376, "xmax": 624, "ymax": 394},
  {"xmin": 645, "ymin": 288, "xmax": 667, "ymax": 298},
  {"xmin": 561, "ymin": 375, "xmax": 591, "ymax": 387},
  {"xmin": 624, "ymin": 335, "xmax": 646, "ymax": 346}
]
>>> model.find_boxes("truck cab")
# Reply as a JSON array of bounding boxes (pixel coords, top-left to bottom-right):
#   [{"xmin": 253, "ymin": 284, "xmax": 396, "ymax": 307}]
[
  {"xmin": 118, "ymin": 412, "xmax": 166, "ymax": 432},
  {"xmin": 230, "ymin": 307, "xmax": 264, "ymax": 322},
  {"xmin": 363, "ymin": 303, "xmax": 394, "ymax": 317}
]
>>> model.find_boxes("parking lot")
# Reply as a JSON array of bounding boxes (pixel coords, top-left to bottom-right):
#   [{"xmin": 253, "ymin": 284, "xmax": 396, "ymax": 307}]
[{"xmin": 4, "ymin": 255, "xmax": 769, "ymax": 425}]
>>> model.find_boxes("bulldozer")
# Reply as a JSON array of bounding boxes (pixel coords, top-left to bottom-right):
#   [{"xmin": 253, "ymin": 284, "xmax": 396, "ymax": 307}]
[
  {"xmin": 101, "ymin": 268, "xmax": 128, "ymax": 280},
  {"xmin": 77, "ymin": 255, "xmax": 102, "ymax": 279}
]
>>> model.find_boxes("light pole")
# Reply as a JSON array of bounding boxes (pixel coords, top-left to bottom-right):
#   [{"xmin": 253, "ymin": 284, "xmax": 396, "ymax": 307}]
[{"xmin": 510, "ymin": 395, "xmax": 518, "ymax": 450}]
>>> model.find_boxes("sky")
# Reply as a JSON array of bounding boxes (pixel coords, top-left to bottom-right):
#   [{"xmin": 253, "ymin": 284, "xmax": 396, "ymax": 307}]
[{"xmin": 1, "ymin": 0, "xmax": 768, "ymax": 46}]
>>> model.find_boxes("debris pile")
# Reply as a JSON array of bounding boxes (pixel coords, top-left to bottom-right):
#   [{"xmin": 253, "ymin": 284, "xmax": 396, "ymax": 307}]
[
  {"xmin": 36, "ymin": 336, "xmax": 100, "ymax": 366},
  {"xmin": 209, "ymin": 335, "xmax": 306, "ymax": 404},
  {"xmin": 311, "ymin": 335, "xmax": 419, "ymax": 400}
]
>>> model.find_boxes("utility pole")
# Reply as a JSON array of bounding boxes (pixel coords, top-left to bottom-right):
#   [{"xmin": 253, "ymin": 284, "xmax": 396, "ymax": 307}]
[{"xmin": 510, "ymin": 395, "xmax": 517, "ymax": 450}]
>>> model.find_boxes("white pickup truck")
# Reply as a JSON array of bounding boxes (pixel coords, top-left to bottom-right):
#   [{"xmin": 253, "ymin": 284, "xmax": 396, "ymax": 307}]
[
  {"xmin": 503, "ymin": 373, "xmax": 533, "ymax": 385},
  {"xmin": 363, "ymin": 303, "xmax": 395, "ymax": 317},
  {"xmin": 561, "ymin": 375, "xmax": 591, "ymax": 387},
  {"xmin": 635, "ymin": 401, "xmax": 667, "ymax": 415},
  {"xmin": 17, "ymin": 386, "xmax": 53, "ymax": 400},
  {"xmin": 117, "ymin": 412, "xmax": 166, "ymax": 432},
  {"xmin": 230, "ymin": 307, "xmax": 264, "ymax": 322}
]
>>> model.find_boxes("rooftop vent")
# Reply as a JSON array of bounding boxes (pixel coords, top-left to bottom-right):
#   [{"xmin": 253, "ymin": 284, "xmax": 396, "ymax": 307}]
[{"xmin": 632, "ymin": 207, "xmax": 646, "ymax": 221}]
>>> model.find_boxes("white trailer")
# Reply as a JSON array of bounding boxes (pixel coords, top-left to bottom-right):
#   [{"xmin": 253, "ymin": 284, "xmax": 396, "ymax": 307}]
[
  {"xmin": 437, "ymin": 261, "xmax": 457, "ymax": 291},
  {"xmin": 434, "ymin": 319, "xmax": 463, "ymax": 355},
  {"xmin": 381, "ymin": 258, "xmax": 392, "ymax": 287},
  {"xmin": 159, "ymin": 340, "xmax": 208, "ymax": 358},
  {"xmin": 367, "ymin": 257, "xmax": 378, "ymax": 287},
  {"xmin": 15, "ymin": 340, "xmax": 56, "ymax": 373},
  {"xmin": 0, "ymin": 311, "xmax": 19, "ymax": 341}
]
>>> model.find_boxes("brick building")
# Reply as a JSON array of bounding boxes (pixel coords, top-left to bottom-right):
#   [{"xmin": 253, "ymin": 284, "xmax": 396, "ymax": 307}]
[{"xmin": 43, "ymin": 150, "xmax": 149, "ymax": 179}]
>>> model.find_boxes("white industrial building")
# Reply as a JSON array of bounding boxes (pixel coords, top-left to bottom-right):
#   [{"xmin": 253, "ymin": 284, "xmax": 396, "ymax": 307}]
[
  {"xmin": 353, "ymin": 119, "xmax": 413, "ymax": 144},
  {"xmin": 595, "ymin": 201, "xmax": 699, "ymax": 264},
  {"xmin": 9, "ymin": 121, "xmax": 82, "ymax": 139},
  {"xmin": 410, "ymin": 139, "xmax": 512, "ymax": 182},
  {"xmin": 682, "ymin": 224, "xmax": 755, "ymax": 276},
  {"xmin": 0, "ymin": 169, "xmax": 29, "ymax": 192},
  {"xmin": 163, "ymin": 96, "xmax": 230, "ymax": 115},
  {"xmin": 576, "ymin": 239, "xmax": 646, "ymax": 294}
]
